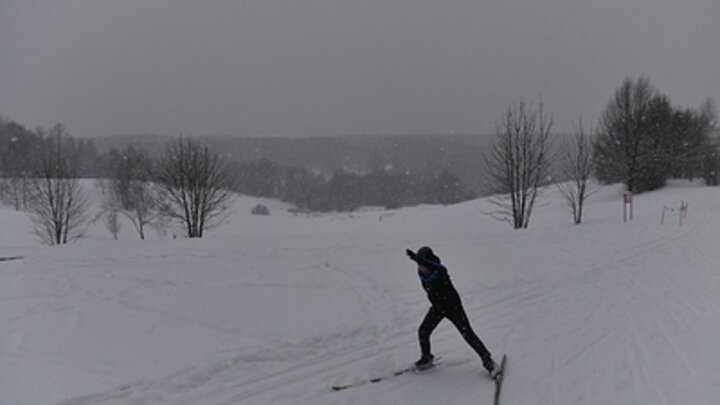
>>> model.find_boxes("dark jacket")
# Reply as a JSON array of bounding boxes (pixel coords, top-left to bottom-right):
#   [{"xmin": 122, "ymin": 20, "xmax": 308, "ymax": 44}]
[{"xmin": 414, "ymin": 256, "xmax": 462, "ymax": 311}]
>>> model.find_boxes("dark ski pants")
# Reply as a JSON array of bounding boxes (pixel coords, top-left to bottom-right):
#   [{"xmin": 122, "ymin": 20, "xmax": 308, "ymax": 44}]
[{"xmin": 419, "ymin": 305, "xmax": 491, "ymax": 362}]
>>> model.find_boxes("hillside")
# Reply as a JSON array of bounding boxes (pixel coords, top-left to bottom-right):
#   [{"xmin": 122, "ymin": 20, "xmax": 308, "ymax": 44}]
[{"xmin": 2, "ymin": 181, "xmax": 720, "ymax": 404}]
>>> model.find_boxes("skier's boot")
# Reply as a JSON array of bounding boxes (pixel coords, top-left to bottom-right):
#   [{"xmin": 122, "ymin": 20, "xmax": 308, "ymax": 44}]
[
  {"xmin": 414, "ymin": 354, "xmax": 435, "ymax": 370},
  {"xmin": 484, "ymin": 357, "xmax": 500, "ymax": 379}
]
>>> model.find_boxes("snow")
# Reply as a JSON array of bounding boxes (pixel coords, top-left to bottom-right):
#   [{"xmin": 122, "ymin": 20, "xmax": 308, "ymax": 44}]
[{"xmin": 2, "ymin": 180, "xmax": 720, "ymax": 404}]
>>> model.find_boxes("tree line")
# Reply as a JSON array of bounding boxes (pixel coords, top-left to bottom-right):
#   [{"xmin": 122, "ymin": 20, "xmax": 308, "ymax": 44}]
[
  {"xmin": 1, "ymin": 119, "xmax": 475, "ymax": 215},
  {"xmin": 0, "ymin": 120, "xmax": 239, "ymax": 243},
  {"xmin": 2, "ymin": 75, "xmax": 718, "ymax": 241},
  {"xmin": 0, "ymin": 121, "xmax": 101, "ymax": 211},
  {"xmin": 482, "ymin": 76, "xmax": 717, "ymax": 229},
  {"xmin": 231, "ymin": 159, "xmax": 473, "ymax": 212},
  {"xmin": 1, "ymin": 118, "xmax": 475, "ymax": 244},
  {"xmin": 594, "ymin": 76, "xmax": 718, "ymax": 192}
]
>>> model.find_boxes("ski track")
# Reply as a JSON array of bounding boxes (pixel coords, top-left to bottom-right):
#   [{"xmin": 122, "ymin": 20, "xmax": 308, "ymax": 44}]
[
  {"xmin": 4, "ymin": 184, "xmax": 720, "ymax": 404},
  {"xmin": 51, "ymin": 254, "xmax": 421, "ymax": 404},
  {"xmin": 471, "ymin": 193, "xmax": 716, "ymax": 405},
  {"xmin": 85, "ymin": 330, "xmax": 415, "ymax": 405},
  {"xmin": 57, "ymin": 255, "xmax": 489, "ymax": 405}
]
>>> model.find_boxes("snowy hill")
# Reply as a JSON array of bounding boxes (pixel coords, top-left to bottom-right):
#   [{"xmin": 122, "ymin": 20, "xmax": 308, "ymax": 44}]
[{"xmin": 2, "ymin": 181, "xmax": 720, "ymax": 404}]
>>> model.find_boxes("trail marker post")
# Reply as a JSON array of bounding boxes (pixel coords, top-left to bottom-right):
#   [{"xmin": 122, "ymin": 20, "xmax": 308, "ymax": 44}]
[
  {"xmin": 662, "ymin": 201, "xmax": 688, "ymax": 226},
  {"xmin": 623, "ymin": 193, "xmax": 633, "ymax": 222}
]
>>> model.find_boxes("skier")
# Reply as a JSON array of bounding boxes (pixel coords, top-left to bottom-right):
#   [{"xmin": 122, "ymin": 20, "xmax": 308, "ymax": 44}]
[{"xmin": 406, "ymin": 246, "xmax": 499, "ymax": 378}]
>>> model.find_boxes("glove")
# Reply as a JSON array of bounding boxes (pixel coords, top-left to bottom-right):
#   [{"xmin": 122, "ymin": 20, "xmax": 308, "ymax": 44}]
[{"xmin": 406, "ymin": 249, "xmax": 417, "ymax": 261}]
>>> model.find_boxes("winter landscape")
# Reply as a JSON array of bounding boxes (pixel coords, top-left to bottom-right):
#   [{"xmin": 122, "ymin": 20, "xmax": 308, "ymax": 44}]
[
  {"xmin": 2, "ymin": 179, "xmax": 720, "ymax": 404},
  {"xmin": 2, "ymin": 1, "xmax": 719, "ymax": 404}
]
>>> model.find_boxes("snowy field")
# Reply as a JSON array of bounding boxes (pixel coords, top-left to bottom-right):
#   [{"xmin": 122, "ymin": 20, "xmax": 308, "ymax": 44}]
[{"xmin": 2, "ymin": 180, "xmax": 720, "ymax": 404}]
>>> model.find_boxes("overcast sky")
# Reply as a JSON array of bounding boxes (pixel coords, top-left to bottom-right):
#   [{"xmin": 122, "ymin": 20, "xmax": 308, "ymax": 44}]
[{"xmin": 0, "ymin": 0, "xmax": 718, "ymax": 138}]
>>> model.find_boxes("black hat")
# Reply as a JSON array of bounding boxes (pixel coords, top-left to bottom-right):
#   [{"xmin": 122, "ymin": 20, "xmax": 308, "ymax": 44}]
[{"xmin": 417, "ymin": 246, "xmax": 440, "ymax": 264}]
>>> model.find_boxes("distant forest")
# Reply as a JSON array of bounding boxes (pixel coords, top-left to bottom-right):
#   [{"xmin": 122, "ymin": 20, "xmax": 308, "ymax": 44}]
[
  {"xmin": 0, "ymin": 121, "xmax": 481, "ymax": 212},
  {"xmin": 95, "ymin": 133, "xmax": 488, "ymax": 211}
]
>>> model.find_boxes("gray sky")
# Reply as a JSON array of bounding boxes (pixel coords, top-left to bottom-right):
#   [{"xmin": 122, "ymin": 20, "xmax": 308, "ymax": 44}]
[{"xmin": 0, "ymin": 0, "xmax": 718, "ymax": 138}]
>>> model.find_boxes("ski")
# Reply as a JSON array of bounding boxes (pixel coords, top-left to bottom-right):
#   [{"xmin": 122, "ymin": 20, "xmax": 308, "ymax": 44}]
[
  {"xmin": 331, "ymin": 357, "xmax": 441, "ymax": 392},
  {"xmin": 331, "ymin": 367, "xmax": 410, "ymax": 391},
  {"xmin": 493, "ymin": 354, "xmax": 507, "ymax": 405}
]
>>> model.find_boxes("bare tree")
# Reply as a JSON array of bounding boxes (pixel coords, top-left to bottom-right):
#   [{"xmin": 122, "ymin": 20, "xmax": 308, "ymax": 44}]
[
  {"xmin": 25, "ymin": 124, "xmax": 90, "ymax": 245},
  {"xmin": 156, "ymin": 137, "xmax": 235, "ymax": 238},
  {"xmin": 484, "ymin": 100, "xmax": 553, "ymax": 229},
  {"xmin": 103, "ymin": 146, "xmax": 157, "ymax": 240},
  {"xmin": 105, "ymin": 209, "xmax": 121, "ymax": 240},
  {"xmin": 555, "ymin": 121, "xmax": 600, "ymax": 224}
]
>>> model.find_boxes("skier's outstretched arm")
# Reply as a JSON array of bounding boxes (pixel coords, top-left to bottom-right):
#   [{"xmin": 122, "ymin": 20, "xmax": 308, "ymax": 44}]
[
  {"xmin": 405, "ymin": 249, "xmax": 446, "ymax": 272},
  {"xmin": 406, "ymin": 249, "xmax": 419, "ymax": 262}
]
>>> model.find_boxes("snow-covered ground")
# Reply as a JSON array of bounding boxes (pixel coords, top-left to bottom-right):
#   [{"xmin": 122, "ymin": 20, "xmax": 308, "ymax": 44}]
[{"xmin": 2, "ymin": 180, "xmax": 720, "ymax": 404}]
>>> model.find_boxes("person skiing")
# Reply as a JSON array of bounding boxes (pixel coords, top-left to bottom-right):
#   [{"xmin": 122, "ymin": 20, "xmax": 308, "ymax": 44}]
[{"xmin": 406, "ymin": 246, "xmax": 499, "ymax": 378}]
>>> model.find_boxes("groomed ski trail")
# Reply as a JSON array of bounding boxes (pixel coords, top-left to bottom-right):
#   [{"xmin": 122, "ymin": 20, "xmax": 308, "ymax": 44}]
[{"xmin": 6, "ymin": 182, "xmax": 720, "ymax": 405}]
